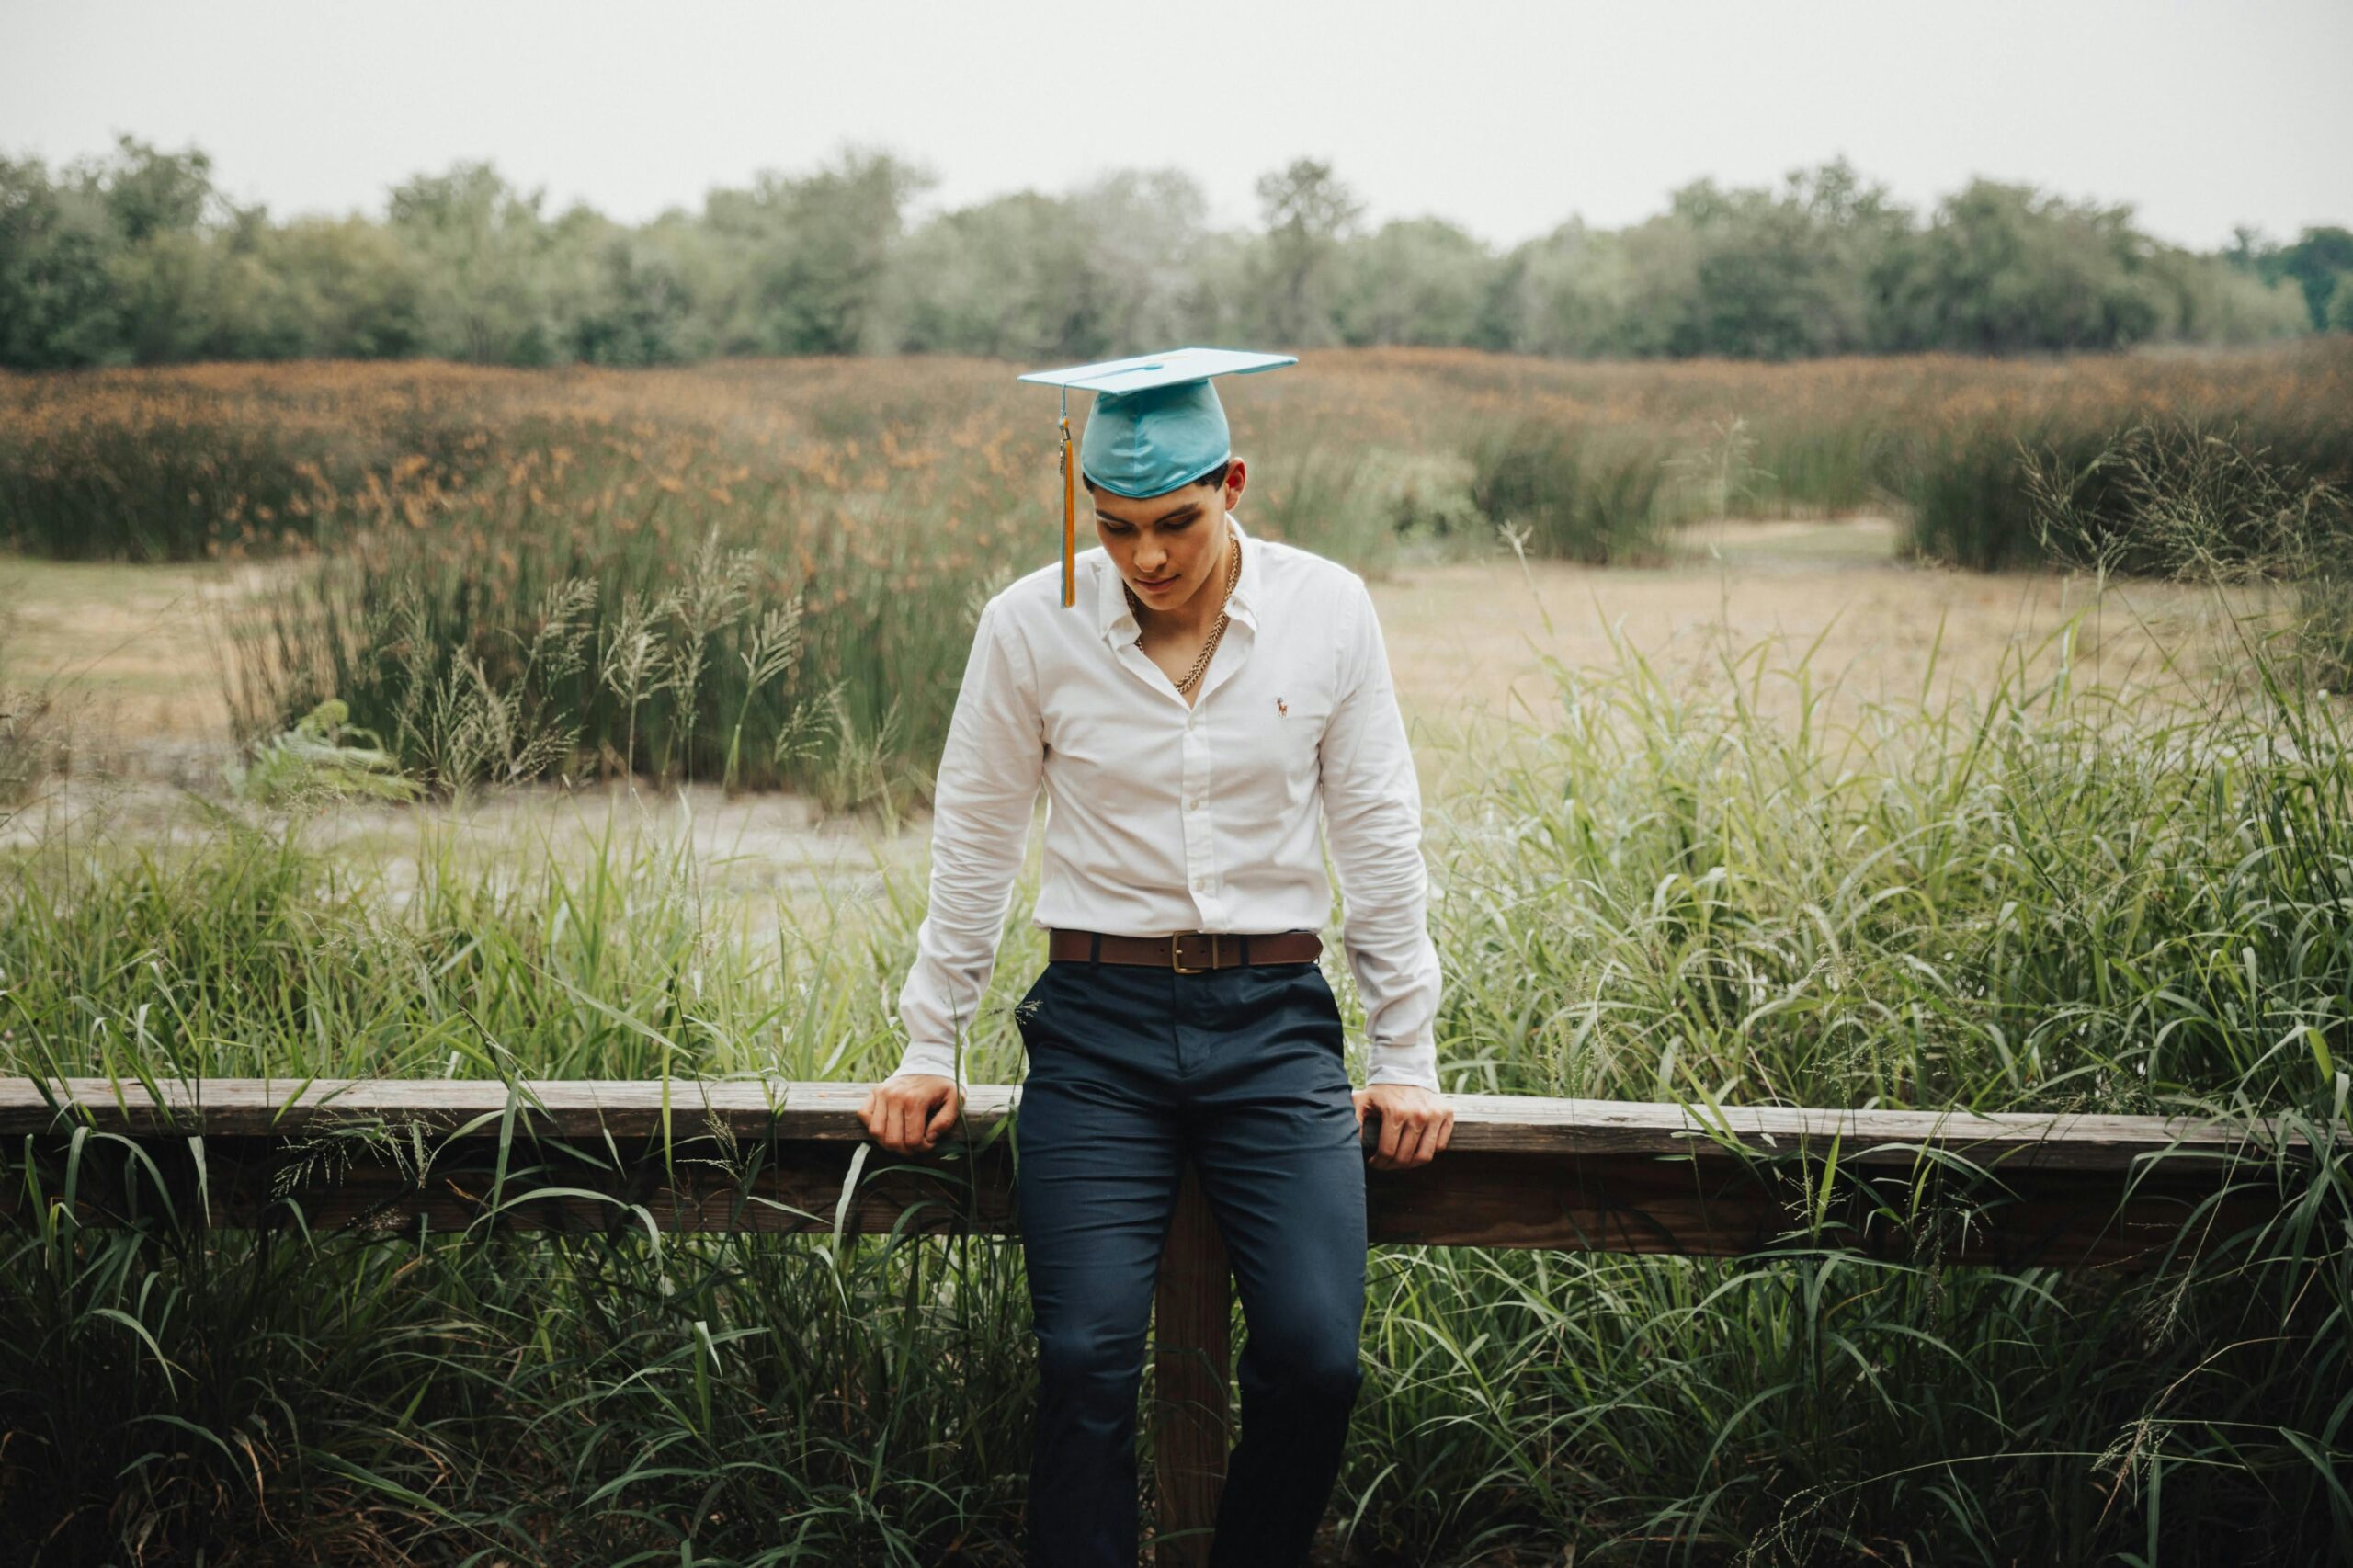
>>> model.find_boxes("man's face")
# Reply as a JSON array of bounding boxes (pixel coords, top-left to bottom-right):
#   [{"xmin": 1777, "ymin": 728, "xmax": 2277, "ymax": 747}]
[{"xmin": 1091, "ymin": 459, "xmax": 1248, "ymax": 616}]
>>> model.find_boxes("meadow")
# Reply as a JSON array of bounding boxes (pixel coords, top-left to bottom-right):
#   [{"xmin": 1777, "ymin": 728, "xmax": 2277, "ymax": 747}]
[
  {"xmin": 1, "ymin": 347, "xmax": 2349, "ymax": 1564},
  {"xmin": 4, "ymin": 341, "xmax": 2348, "ymax": 807}
]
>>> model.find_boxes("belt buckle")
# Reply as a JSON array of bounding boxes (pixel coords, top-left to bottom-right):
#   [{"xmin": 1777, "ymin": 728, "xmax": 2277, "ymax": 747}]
[{"xmin": 1170, "ymin": 932, "xmax": 1219, "ymax": 974}]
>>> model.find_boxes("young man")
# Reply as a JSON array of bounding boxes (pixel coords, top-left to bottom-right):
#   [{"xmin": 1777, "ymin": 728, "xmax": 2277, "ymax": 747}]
[{"xmin": 858, "ymin": 347, "xmax": 1451, "ymax": 1566}]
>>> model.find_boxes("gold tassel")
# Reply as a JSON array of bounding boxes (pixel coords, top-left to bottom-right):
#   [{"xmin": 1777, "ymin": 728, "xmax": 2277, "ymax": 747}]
[{"xmin": 1059, "ymin": 397, "xmax": 1076, "ymax": 607}]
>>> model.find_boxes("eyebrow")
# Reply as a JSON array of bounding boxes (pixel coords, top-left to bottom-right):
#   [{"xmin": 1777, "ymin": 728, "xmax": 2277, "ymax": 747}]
[{"xmin": 1096, "ymin": 502, "xmax": 1203, "ymax": 528}]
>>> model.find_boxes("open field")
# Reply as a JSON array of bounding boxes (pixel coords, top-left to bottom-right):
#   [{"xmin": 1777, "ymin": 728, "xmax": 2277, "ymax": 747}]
[
  {"xmin": 2, "ymin": 351, "xmax": 2347, "ymax": 1564},
  {"xmin": 6, "ymin": 343, "xmax": 2348, "ymax": 809}
]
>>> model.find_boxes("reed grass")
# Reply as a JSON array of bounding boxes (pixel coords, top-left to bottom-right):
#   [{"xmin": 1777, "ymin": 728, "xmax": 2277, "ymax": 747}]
[
  {"xmin": 11, "ymin": 346, "xmax": 2353, "ymax": 809},
  {"xmin": 1462, "ymin": 418, "xmax": 1678, "ymax": 565},
  {"xmin": 7, "ymin": 341, "xmax": 2347, "ymax": 571}
]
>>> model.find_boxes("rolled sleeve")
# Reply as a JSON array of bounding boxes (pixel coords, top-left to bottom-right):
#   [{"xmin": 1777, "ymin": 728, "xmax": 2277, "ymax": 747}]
[
  {"xmin": 890, "ymin": 597, "xmax": 1043, "ymax": 1083},
  {"xmin": 1318, "ymin": 575, "xmax": 1443, "ymax": 1090}
]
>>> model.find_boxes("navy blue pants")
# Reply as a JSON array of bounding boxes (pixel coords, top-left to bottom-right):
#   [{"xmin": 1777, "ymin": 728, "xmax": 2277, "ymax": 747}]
[{"xmin": 1011, "ymin": 953, "xmax": 1369, "ymax": 1567}]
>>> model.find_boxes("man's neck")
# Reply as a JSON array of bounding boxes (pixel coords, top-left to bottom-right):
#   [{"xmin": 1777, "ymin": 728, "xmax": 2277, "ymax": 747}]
[{"xmin": 1134, "ymin": 517, "xmax": 1236, "ymax": 641}]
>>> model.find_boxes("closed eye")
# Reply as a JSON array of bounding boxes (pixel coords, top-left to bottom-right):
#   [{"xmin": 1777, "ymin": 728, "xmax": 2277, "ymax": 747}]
[{"xmin": 1097, "ymin": 510, "xmax": 1201, "ymax": 535}]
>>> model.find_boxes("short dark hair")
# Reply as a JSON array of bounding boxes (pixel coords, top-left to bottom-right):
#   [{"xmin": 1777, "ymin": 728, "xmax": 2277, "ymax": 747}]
[{"xmin": 1083, "ymin": 459, "xmax": 1233, "ymax": 498}]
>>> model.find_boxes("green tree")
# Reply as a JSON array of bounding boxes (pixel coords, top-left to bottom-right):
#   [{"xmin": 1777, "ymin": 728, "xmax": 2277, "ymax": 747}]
[
  {"xmin": 90, "ymin": 137, "xmax": 236, "ymax": 363},
  {"xmin": 385, "ymin": 161, "xmax": 564, "ymax": 363},
  {"xmin": 2142, "ymin": 240, "xmax": 2310, "ymax": 345},
  {"xmin": 1883, "ymin": 179, "xmax": 2166, "ymax": 353},
  {"xmin": 1251, "ymin": 157, "xmax": 1362, "ymax": 347},
  {"xmin": 881, "ymin": 189, "xmax": 1102, "ymax": 358},
  {"xmin": 1335, "ymin": 216, "xmax": 1499, "ymax": 348},
  {"xmin": 0, "ymin": 135, "xmax": 2330, "ymax": 369},
  {"xmin": 2328, "ymin": 272, "xmax": 2353, "ymax": 334},
  {"xmin": 0, "ymin": 154, "xmax": 128, "ymax": 368},
  {"xmin": 2276, "ymin": 226, "xmax": 2353, "ymax": 331},
  {"xmin": 1065, "ymin": 168, "xmax": 1214, "ymax": 354},
  {"xmin": 94, "ymin": 134, "xmax": 216, "ymax": 244},
  {"xmin": 1491, "ymin": 219, "xmax": 1641, "ymax": 358},
  {"xmin": 704, "ymin": 146, "xmax": 933, "ymax": 356},
  {"xmin": 876, "ymin": 167, "xmax": 1211, "ymax": 361},
  {"xmin": 1662, "ymin": 160, "xmax": 1906, "ymax": 358},
  {"xmin": 258, "ymin": 214, "xmax": 428, "ymax": 358},
  {"xmin": 572, "ymin": 222, "xmax": 706, "ymax": 366}
]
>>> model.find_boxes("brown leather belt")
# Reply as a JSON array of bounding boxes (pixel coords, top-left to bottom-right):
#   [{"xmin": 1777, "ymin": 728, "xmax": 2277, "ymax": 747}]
[{"xmin": 1047, "ymin": 927, "xmax": 1322, "ymax": 973}]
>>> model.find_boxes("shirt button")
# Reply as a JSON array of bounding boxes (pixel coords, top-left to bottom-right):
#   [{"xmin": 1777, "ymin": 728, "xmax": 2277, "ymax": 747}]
[
  {"xmin": 1194, "ymin": 876, "xmax": 1211, "ymax": 892},
  {"xmin": 1188, "ymin": 796, "xmax": 1201, "ymax": 811}
]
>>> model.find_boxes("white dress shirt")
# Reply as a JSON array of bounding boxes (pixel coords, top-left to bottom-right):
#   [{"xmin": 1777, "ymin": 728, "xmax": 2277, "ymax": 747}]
[{"xmin": 889, "ymin": 508, "xmax": 1443, "ymax": 1090}]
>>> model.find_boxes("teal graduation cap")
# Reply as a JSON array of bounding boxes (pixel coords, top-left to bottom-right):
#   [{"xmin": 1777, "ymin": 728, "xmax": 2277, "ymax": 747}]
[{"xmin": 1018, "ymin": 347, "xmax": 1297, "ymax": 607}]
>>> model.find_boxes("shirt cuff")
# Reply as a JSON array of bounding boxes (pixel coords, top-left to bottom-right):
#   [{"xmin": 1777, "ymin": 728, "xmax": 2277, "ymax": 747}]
[
  {"xmin": 1365, "ymin": 1039, "xmax": 1440, "ymax": 1091},
  {"xmin": 886, "ymin": 1041, "xmax": 962, "ymax": 1083}
]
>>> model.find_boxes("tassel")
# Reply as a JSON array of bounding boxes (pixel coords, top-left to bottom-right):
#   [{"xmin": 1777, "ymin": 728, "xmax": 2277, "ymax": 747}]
[{"xmin": 1059, "ymin": 388, "xmax": 1076, "ymax": 607}]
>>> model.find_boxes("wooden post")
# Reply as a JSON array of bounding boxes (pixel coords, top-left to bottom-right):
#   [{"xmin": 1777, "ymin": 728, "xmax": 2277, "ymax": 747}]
[{"xmin": 1152, "ymin": 1158, "xmax": 1232, "ymax": 1567}]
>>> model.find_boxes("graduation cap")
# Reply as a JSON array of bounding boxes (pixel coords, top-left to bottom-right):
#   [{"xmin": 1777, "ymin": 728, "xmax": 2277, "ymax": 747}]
[{"xmin": 1018, "ymin": 347, "xmax": 1298, "ymax": 607}]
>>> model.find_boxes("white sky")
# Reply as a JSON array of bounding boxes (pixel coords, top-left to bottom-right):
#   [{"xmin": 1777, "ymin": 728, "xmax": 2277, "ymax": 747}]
[{"xmin": 4, "ymin": 0, "xmax": 2347, "ymax": 253}]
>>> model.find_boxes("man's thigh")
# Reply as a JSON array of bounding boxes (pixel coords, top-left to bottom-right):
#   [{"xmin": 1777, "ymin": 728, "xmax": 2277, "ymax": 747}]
[
  {"xmin": 1014, "ymin": 965, "xmax": 1188, "ymax": 1348},
  {"xmin": 1183, "ymin": 964, "xmax": 1369, "ymax": 1347}
]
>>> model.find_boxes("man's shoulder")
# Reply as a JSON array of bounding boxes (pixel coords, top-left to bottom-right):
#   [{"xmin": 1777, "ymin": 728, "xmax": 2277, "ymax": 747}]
[
  {"xmin": 1260, "ymin": 536, "xmax": 1361, "ymax": 586},
  {"xmin": 1256, "ymin": 536, "xmax": 1370, "ymax": 616}
]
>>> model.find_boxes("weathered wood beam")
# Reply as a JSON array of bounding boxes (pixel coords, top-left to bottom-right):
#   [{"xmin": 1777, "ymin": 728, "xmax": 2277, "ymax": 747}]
[
  {"xmin": 1, "ymin": 1078, "xmax": 2307, "ymax": 1273},
  {"xmin": 0, "ymin": 1078, "xmax": 2305, "ymax": 1171}
]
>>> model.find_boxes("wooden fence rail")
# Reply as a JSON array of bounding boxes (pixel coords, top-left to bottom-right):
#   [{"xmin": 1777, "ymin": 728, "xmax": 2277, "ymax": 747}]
[{"xmin": 1, "ymin": 1077, "xmax": 2314, "ymax": 1566}]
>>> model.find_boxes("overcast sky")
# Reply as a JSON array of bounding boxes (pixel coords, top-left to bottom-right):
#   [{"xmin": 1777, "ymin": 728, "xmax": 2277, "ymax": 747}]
[{"xmin": 5, "ymin": 0, "xmax": 2347, "ymax": 253}]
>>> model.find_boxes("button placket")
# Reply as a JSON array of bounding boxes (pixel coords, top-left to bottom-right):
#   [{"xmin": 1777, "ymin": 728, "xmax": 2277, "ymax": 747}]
[
  {"xmin": 1180, "ymin": 617, "xmax": 1247, "ymax": 916},
  {"xmin": 1182, "ymin": 706, "xmax": 1218, "ymax": 908}
]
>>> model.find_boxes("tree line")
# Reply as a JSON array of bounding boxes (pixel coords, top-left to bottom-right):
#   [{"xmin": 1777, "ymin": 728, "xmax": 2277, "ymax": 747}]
[{"xmin": 2, "ymin": 135, "xmax": 2345, "ymax": 372}]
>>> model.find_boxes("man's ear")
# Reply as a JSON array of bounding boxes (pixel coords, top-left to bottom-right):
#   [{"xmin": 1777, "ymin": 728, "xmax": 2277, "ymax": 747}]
[{"xmin": 1223, "ymin": 457, "xmax": 1247, "ymax": 508}]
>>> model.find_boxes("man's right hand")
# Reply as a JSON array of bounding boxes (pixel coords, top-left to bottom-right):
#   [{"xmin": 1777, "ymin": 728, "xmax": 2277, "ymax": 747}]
[{"xmin": 858, "ymin": 1074, "xmax": 962, "ymax": 1155}]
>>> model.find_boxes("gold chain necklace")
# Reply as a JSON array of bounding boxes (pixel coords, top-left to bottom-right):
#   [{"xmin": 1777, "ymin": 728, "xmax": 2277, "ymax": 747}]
[{"xmin": 1126, "ymin": 521, "xmax": 1241, "ymax": 697}]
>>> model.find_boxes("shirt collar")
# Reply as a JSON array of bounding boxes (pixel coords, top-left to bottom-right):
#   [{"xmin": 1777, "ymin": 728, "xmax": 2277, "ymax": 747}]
[{"xmin": 1096, "ymin": 508, "xmax": 1261, "ymax": 646}]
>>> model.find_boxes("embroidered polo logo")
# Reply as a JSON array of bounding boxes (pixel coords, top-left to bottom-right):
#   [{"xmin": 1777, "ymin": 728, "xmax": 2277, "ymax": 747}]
[{"xmin": 1276, "ymin": 697, "xmax": 1288, "ymax": 715}]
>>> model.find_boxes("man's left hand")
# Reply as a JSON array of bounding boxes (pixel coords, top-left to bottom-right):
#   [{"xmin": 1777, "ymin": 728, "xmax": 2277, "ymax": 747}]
[{"xmin": 1351, "ymin": 1084, "xmax": 1454, "ymax": 1171}]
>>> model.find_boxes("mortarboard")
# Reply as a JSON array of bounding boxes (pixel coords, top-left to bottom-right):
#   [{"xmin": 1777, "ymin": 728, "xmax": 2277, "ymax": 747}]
[{"xmin": 1018, "ymin": 347, "xmax": 1298, "ymax": 607}]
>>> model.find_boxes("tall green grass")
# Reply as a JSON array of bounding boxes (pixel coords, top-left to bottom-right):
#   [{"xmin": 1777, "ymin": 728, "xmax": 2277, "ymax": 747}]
[
  {"xmin": 6, "ymin": 585, "xmax": 2347, "ymax": 1562},
  {"xmin": 1892, "ymin": 405, "xmax": 2353, "ymax": 574},
  {"xmin": 1428, "ymin": 619, "xmax": 2348, "ymax": 1114},
  {"xmin": 1461, "ymin": 419, "xmax": 1680, "ymax": 565},
  {"xmin": 2020, "ymin": 420, "xmax": 2353, "ymax": 689},
  {"xmin": 214, "ymin": 432, "xmax": 1031, "ymax": 812}
]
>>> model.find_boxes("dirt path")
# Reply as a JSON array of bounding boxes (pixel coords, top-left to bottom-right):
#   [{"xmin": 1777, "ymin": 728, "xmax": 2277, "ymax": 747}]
[
  {"xmin": 1376, "ymin": 518, "xmax": 2222, "ymax": 719},
  {"xmin": 0, "ymin": 556, "xmax": 278, "ymax": 784}
]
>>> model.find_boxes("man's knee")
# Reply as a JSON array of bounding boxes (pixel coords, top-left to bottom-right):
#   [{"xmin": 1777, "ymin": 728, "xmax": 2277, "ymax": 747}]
[
  {"xmin": 1035, "ymin": 1320, "xmax": 1148, "ymax": 1395},
  {"xmin": 1296, "ymin": 1346, "xmax": 1365, "ymax": 1405},
  {"xmin": 1245, "ymin": 1325, "xmax": 1365, "ymax": 1405}
]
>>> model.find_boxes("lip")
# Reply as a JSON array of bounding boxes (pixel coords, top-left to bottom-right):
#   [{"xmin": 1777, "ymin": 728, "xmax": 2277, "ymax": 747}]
[{"xmin": 1134, "ymin": 574, "xmax": 1177, "ymax": 590}]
